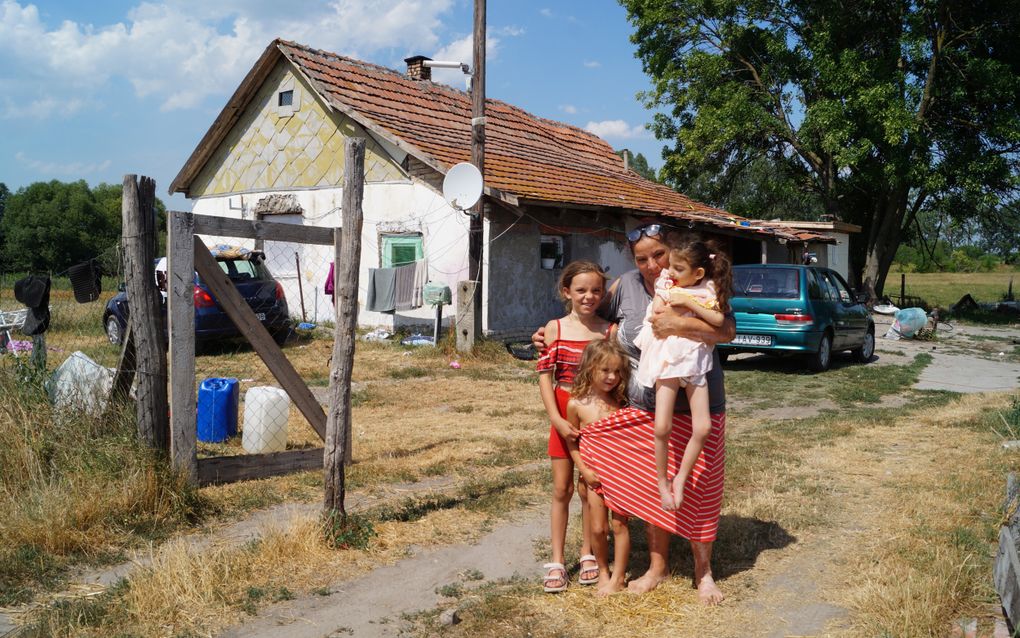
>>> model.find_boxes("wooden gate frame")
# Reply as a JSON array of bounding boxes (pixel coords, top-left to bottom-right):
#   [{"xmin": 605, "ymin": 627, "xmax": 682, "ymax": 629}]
[{"xmin": 168, "ymin": 211, "xmax": 337, "ymax": 485}]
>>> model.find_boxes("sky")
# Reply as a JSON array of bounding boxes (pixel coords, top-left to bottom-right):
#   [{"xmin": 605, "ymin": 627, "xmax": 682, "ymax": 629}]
[{"xmin": 0, "ymin": 0, "xmax": 669, "ymax": 210}]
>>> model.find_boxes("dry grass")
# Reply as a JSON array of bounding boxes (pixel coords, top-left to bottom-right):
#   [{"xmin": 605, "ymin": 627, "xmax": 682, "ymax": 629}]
[
  {"xmin": 21, "ymin": 477, "xmax": 548, "ymax": 638},
  {"xmin": 418, "ymin": 391, "xmax": 1013, "ymax": 638},
  {"xmin": 0, "ymin": 366, "xmax": 200, "ymax": 606},
  {"xmin": 891, "ymin": 268, "xmax": 1020, "ymax": 309}
]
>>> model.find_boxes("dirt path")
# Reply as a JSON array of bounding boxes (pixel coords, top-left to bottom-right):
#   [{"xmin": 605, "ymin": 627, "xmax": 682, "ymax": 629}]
[{"xmin": 218, "ymin": 510, "xmax": 548, "ymax": 637}]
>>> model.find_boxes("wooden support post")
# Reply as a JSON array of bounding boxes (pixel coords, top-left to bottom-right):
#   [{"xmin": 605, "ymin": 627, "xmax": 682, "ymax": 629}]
[
  {"xmin": 900, "ymin": 273, "xmax": 906, "ymax": 306},
  {"xmin": 122, "ymin": 175, "xmax": 169, "ymax": 450},
  {"xmin": 110, "ymin": 323, "xmax": 135, "ymax": 401},
  {"xmin": 168, "ymin": 211, "xmax": 197, "ymax": 483},
  {"xmin": 193, "ymin": 239, "xmax": 328, "ymax": 440},
  {"xmin": 466, "ymin": 0, "xmax": 486, "ymax": 348},
  {"xmin": 324, "ymin": 137, "xmax": 366, "ymax": 515},
  {"xmin": 456, "ymin": 280, "xmax": 477, "ymax": 353}
]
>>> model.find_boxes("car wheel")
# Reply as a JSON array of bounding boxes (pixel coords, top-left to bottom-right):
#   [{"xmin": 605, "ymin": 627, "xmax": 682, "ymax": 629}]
[
  {"xmin": 852, "ymin": 328, "xmax": 875, "ymax": 363},
  {"xmin": 807, "ymin": 332, "xmax": 832, "ymax": 372},
  {"xmin": 105, "ymin": 315, "xmax": 122, "ymax": 346}
]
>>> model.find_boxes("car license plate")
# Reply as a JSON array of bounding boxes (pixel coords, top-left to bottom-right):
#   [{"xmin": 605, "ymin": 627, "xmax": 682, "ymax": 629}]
[
  {"xmin": 255, "ymin": 312, "xmax": 266, "ymax": 321},
  {"xmin": 732, "ymin": 334, "xmax": 773, "ymax": 346}
]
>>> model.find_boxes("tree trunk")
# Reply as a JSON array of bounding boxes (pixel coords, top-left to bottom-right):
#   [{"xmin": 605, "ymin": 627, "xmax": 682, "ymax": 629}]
[{"xmin": 862, "ymin": 187, "xmax": 910, "ymax": 299}]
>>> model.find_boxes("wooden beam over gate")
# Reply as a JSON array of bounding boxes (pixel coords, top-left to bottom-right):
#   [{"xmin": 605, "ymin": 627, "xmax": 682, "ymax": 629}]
[{"xmin": 189, "ymin": 213, "xmax": 335, "ymax": 245}]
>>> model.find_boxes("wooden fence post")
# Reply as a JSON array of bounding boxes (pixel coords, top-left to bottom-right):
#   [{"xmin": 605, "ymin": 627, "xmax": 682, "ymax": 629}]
[
  {"xmin": 456, "ymin": 280, "xmax": 477, "ymax": 352},
  {"xmin": 324, "ymin": 137, "xmax": 365, "ymax": 515},
  {"xmin": 168, "ymin": 211, "xmax": 197, "ymax": 482},
  {"xmin": 122, "ymin": 175, "xmax": 169, "ymax": 450}
]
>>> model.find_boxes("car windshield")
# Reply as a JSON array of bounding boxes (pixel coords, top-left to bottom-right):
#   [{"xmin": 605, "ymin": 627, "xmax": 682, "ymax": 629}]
[{"xmin": 734, "ymin": 267, "xmax": 801, "ymax": 299}]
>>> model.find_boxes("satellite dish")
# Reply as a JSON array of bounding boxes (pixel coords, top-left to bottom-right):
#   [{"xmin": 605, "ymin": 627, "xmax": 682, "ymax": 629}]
[{"xmin": 442, "ymin": 162, "xmax": 483, "ymax": 211}]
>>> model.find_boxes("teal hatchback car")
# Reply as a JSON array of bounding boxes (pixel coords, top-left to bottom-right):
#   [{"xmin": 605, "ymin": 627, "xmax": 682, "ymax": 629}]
[{"xmin": 717, "ymin": 264, "xmax": 875, "ymax": 371}]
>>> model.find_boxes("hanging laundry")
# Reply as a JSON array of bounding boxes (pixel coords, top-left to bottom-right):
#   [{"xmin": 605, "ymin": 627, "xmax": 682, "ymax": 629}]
[
  {"xmin": 13, "ymin": 275, "xmax": 51, "ymax": 336},
  {"xmin": 366, "ymin": 267, "xmax": 397, "ymax": 312},
  {"xmin": 68, "ymin": 260, "xmax": 102, "ymax": 303}
]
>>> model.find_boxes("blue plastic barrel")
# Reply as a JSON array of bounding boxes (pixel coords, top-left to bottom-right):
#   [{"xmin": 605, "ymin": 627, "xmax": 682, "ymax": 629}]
[{"xmin": 197, "ymin": 377, "xmax": 239, "ymax": 443}]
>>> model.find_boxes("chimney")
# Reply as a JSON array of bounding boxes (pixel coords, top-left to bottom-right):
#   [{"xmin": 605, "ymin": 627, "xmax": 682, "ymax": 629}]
[
  {"xmin": 622, "ymin": 149, "xmax": 630, "ymax": 170},
  {"xmin": 404, "ymin": 55, "xmax": 432, "ymax": 81}
]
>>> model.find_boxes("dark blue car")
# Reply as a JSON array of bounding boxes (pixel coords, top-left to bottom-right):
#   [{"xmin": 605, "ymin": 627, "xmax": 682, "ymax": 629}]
[{"xmin": 103, "ymin": 251, "xmax": 291, "ymax": 347}]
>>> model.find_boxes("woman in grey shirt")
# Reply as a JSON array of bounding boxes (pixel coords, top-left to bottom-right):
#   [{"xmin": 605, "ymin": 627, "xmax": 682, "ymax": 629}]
[{"xmin": 536, "ymin": 224, "xmax": 733, "ymax": 603}]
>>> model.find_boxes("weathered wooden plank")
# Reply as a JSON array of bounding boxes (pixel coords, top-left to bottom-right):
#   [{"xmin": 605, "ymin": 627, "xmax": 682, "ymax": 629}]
[
  {"xmin": 324, "ymin": 137, "xmax": 365, "ymax": 514},
  {"xmin": 122, "ymin": 175, "xmax": 169, "ymax": 450},
  {"xmin": 193, "ymin": 238, "xmax": 327, "ymax": 440},
  {"xmin": 197, "ymin": 448, "xmax": 324, "ymax": 486},
  {"xmin": 109, "ymin": 322, "xmax": 135, "ymax": 402},
  {"xmin": 168, "ymin": 211, "xmax": 198, "ymax": 483},
  {"xmin": 190, "ymin": 213, "xmax": 334, "ymax": 246},
  {"xmin": 455, "ymin": 280, "xmax": 476, "ymax": 352},
  {"xmin": 995, "ymin": 525, "xmax": 1020, "ymax": 625},
  {"xmin": 995, "ymin": 473, "xmax": 1020, "ymax": 626}
]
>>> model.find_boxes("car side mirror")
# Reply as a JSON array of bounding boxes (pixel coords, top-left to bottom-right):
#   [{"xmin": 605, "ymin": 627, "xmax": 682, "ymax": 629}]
[{"xmin": 118, "ymin": 282, "xmax": 126, "ymax": 292}]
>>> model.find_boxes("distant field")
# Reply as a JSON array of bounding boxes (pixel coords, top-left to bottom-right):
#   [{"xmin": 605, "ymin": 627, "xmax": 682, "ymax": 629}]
[{"xmin": 888, "ymin": 268, "xmax": 1019, "ymax": 308}]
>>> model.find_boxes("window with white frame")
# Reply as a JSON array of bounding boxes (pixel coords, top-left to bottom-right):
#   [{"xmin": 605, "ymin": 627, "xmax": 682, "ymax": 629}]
[{"xmin": 380, "ymin": 233, "xmax": 424, "ymax": 267}]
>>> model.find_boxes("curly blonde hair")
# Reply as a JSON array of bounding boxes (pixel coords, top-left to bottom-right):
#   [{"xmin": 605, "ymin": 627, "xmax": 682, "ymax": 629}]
[{"xmin": 570, "ymin": 339, "xmax": 629, "ymax": 407}]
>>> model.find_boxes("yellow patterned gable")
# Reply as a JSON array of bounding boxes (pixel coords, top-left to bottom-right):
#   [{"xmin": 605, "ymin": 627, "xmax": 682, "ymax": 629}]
[{"xmin": 189, "ymin": 60, "xmax": 405, "ymax": 197}]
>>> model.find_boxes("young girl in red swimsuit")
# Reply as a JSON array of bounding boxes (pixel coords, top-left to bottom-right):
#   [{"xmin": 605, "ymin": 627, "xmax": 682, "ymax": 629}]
[{"xmin": 536, "ymin": 260, "xmax": 614, "ymax": 593}]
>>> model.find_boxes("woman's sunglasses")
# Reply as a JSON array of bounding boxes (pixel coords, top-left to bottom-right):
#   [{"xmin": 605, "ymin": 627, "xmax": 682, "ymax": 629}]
[{"xmin": 626, "ymin": 224, "xmax": 662, "ymax": 243}]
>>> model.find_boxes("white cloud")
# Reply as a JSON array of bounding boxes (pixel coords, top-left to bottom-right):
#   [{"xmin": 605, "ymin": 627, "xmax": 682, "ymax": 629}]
[
  {"xmin": 539, "ymin": 8, "xmax": 552, "ymax": 17},
  {"xmin": 0, "ymin": 0, "xmax": 458, "ymax": 116},
  {"xmin": 1, "ymin": 96, "xmax": 89, "ymax": 119},
  {"xmin": 583, "ymin": 119, "xmax": 650, "ymax": 140},
  {"xmin": 496, "ymin": 25, "xmax": 524, "ymax": 37},
  {"xmin": 15, "ymin": 151, "xmax": 111, "ymax": 175},
  {"xmin": 583, "ymin": 60, "xmax": 601, "ymax": 68},
  {"xmin": 559, "ymin": 104, "xmax": 577, "ymax": 114}
]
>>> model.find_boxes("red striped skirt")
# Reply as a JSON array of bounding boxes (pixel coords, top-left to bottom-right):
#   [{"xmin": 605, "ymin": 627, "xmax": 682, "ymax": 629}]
[{"xmin": 579, "ymin": 407, "xmax": 725, "ymax": 542}]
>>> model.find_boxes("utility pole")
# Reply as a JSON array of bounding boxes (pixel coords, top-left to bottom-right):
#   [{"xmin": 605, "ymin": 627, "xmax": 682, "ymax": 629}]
[{"xmin": 468, "ymin": 0, "xmax": 485, "ymax": 343}]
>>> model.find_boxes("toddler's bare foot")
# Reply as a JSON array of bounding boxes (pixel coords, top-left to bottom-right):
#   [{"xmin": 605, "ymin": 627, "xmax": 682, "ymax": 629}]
[
  {"xmin": 627, "ymin": 569, "xmax": 668, "ymax": 594},
  {"xmin": 696, "ymin": 573, "xmax": 724, "ymax": 605},
  {"xmin": 671, "ymin": 475, "xmax": 686, "ymax": 510},
  {"xmin": 657, "ymin": 484, "xmax": 675, "ymax": 511},
  {"xmin": 595, "ymin": 578, "xmax": 626, "ymax": 597}
]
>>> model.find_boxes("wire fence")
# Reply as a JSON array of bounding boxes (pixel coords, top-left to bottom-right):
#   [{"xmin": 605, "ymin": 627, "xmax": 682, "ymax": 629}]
[
  {"xmin": 0, "ymin": 271, "xmax": 122, "ymax": 372},
  {"xmin": 1, "ymin": 233, "xmax": 335, "ymax": 460}
]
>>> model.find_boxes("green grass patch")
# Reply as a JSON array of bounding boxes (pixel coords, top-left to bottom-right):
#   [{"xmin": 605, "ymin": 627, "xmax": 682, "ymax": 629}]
[{"xmin": 726, "ymin": 353, "xmax": 933, "ymax": 409}]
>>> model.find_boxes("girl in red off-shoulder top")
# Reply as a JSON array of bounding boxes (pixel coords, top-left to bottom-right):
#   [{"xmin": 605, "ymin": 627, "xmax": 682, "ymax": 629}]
[{"xmin": 535, "ymin": 260, "xmax": 615, "ymax": 593}]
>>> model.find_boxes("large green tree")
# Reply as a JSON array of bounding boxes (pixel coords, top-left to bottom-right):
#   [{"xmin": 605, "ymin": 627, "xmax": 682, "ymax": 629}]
[
  {"xmin": 0, "ymin": 180, "xmax": 165, "ymax": 273},
  {"xmin": 623, "ymin": 0, "xmax": 1020, "ymax": 294}
]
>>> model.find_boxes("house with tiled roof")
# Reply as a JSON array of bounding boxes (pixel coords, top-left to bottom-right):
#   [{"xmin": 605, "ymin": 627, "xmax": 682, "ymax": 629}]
[{"xmin": 170, "ymin": 39, "xmax": 831, "ymax": 335}]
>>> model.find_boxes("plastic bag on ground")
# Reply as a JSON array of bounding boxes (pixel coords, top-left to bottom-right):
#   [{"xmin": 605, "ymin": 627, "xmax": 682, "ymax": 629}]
[
  {"xmin": 48, "ymin": 351, "xmax": 115, "ymax": 415},
  {"xmin": 892, "ymin": 307, "xmax": 928, "ymax": 338}
]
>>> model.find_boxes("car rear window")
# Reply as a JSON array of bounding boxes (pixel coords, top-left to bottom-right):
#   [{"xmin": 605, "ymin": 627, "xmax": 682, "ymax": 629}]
[
  {"xmin": 733, "ymin": 267, "xmax": 801, "ymax": 299},
  {"xmin": 216, "ymin": 258, "xmax": 272, "ymax": 282}
]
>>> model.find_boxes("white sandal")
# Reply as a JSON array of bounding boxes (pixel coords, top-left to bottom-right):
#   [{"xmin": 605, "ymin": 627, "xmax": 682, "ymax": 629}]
[
  {"xmin": 543, "ymin": 562, "xmax": 568, "ymax": 593},
  {"xmin": 578, "ymin": 554, "xmax": 599, "ymax": 585}
]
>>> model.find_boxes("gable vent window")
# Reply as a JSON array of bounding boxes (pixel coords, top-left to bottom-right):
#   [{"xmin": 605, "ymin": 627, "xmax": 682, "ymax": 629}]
[{"xmin": 275, "ymin": 83, "xmax": 299, "ymax": 117}]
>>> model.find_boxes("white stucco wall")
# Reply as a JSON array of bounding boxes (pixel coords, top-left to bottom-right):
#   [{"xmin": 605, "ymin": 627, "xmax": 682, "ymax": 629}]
[{"xmin": 188, "ymin": 180, "xmax": 470, "ymax": 330}]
